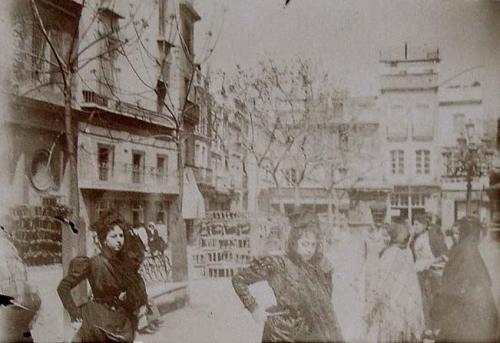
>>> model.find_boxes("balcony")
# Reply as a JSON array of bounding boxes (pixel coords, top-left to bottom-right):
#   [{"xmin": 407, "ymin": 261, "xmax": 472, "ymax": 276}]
[
  {"xmin": 380, "ymin": 46, "xmax": 439, "ymax": 63},
  {"xmin": 439, "ymin": 84, "xmax": 482, "ymax": 106},
  {"xmin": 380, "ymin": 73, "xmax": 438, "ymax": 92},
  {"xmin": 81, "ymin": 90, "xmax": 174, "ymax": 128},
  {"xmin": 193, "ymin": 167, "xmax": 213, "ymax": 186},
  {"xmin": 79, "ymin": 160, "xmax": 178, "ymax": 194},
  {"xmin": 184, "ymin": 99, "xmax": 200, "ymax": 126}
]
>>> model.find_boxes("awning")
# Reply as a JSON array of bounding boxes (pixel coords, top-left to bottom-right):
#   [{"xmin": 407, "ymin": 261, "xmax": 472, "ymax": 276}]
[
  {"xmin": 334, "ymin": 178, "xmax": 392, "ymax": 192},
  {"xmin": 182, "ymin": 167, "xmax": 206, "ymax": 219}
]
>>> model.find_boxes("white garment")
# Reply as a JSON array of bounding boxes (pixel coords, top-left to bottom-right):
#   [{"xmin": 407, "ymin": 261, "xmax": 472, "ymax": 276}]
[
  {"xmin": 413, "ymin": 231, "xmax": 435, "ymax": 272},
  {"xmin": 327, "ymin": 230, "xmax": 368, "ymax": 342}
]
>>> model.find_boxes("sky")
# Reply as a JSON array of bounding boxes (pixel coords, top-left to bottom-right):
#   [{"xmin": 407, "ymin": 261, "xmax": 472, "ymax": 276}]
[{"xmin": 194, "ymin": 0, "xmax": 500, "ymax": 126}]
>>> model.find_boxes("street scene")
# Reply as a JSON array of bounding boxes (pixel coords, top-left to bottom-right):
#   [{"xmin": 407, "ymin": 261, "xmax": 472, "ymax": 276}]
[{"xmin": 0, "ymin": 0, "xmax": 499, "ymax": 342}]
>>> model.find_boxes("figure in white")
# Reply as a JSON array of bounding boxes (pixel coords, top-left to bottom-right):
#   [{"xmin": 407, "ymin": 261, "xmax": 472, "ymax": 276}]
[{"xmin": 326, "ymin": 203, "xmax": 375, "ymax": 343}]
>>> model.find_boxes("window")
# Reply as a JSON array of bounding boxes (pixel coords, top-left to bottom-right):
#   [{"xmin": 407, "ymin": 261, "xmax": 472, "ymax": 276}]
[
  {"xmin": 97, "ymin": 11, "xmax": 120, "ymax": 97},
  {"xmin": 202, "ymin": 146, "xmax": 206, "ymax": 167},
  {"xmin": 390, "ymin": 150, "xmax": 405, "ymax": 174},
  {"xmin": 339, "ymin": 125, "xmax": 349, "ymax": 151},
  {"xmin": 96, "ymin": 200, "xmax": 112, "ymax": 219},
  {"xmin": 453, "ymin": 113, "xmax": 465, "ymax": 135},
  {"xmin": 333, "ymin": 100, "xmax": 343, "ymax": 117},
  {"xmin": 411, "ymin": 194, "xmax": 425, "ymax": 207},
  {"xmin": 97, "ymin": 144, "xmax": 114, "ymax": 181},
  {"xmin": 390, "ymin": 194, "xmax": 399, "ymax": 207},
  {"xmin": 131, "ymin": 201, "xmax": 144, "ymax": 227},
  {"xmin": 156, "ymin": 154, "xmax": 167, "ymax": 183},
  {"xmin": 286, "ymin": 168, "xmax": 298, "ymax": 186},
  {"xmin": 181, "ymin": 18, "xmax": 193, "ymax": 55},
  {"xmin": 416, "ymin": 150, "xmax": 430, "ymax": 175},
  {"xmin": 158, "ymin": 0, "xmax": 167, "ymax": 36},
  {"xmin": 387, "ymin": 105, "xmax": 408, "ymax": 139},
  {"xmin": 31, "ymin": 22, "xmax": 48, "ymax": 82},
  {"xmin": 132, "ymin": 151, "xmax": 145, "ymax": 183},
  {"xmin": 413, "ymin": 104, "xmax": 433, "ymax": 139}
]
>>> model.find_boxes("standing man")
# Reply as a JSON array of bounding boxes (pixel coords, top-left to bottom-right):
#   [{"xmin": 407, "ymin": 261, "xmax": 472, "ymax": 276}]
[{"xmin": 411, "ymin": 214, "xmax": 448, "ymax": 329}]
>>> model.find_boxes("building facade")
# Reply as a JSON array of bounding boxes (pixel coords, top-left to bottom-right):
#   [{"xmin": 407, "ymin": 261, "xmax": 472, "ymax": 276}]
[
  {"xmin": 5, "ymin": 0, "xmax": 202, "ymax": 339},
  {"xmin": 379, "ymin": 45, "xmax": 441, "ymax": 224},
  {"xmin": 438, "ymin": 73, "xmax": 491, "ymax": 229}
]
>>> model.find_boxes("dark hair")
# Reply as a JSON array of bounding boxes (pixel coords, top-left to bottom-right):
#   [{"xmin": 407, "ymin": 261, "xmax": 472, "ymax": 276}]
[
  {"xmin": 457, "ymin": 216, "xmax": 483, "ymax": 243},
  {"xmin": 414, "ymin": 213, "xmax": 431, "ymax": 227},
  {"xmin": 120, "ymin": 230, "xmax": 146, "ymax": 271},
  {"xmin": 92, "ymin": 210, "xmax": 129, "ymax": 244},
  {"xmin": 388, "ymin": 219, "xmax": 410, "ymax": 246},
  {"xmin": 286, "ymin": 210, "xmax": 323, "ymax": 264}
]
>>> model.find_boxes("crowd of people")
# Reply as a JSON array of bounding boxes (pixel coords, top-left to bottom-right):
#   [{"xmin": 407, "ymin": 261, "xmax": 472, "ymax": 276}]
[
  {"xmin": 232, "ymin": 206, "xmax": 499, "ymax": 343},
  {"xmin": 1, "ymin": 205, "xmax": 498, "ymax": 342}
]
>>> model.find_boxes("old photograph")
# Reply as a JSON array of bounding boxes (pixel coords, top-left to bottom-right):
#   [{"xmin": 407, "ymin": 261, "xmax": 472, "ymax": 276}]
[{"xmin": 0, "ymin": 0, "xmax": 499, "ymax": 342}]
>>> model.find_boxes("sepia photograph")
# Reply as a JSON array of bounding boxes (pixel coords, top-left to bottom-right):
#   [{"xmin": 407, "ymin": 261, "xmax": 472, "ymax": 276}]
[{"xmin": 0, "ymin": 0, "xmax": 499, "ymax": 342}]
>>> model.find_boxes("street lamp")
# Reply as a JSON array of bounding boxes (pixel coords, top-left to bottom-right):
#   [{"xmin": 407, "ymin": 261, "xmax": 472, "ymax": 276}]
[{"xmin": 443, "ymin": 120, "xmax": 493, "ymax": 216}]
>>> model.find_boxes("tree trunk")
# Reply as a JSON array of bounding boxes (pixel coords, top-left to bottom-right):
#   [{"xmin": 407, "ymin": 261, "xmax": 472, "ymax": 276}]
[
  {"xmin": 170, "ymin": 137, "xmax": 188, "ymax": 282},
  {"xmin": 61, "ymin": 73, "xmax": 87, "ymax": 329},
  {"xmin": 62, "ymin": 74, "xmax": 84, "ymax": 269}
]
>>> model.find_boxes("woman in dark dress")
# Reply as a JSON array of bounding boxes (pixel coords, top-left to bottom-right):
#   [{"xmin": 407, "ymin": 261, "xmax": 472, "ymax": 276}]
[
  {"xmin": 431, "ymin": 216, "xmax": 498, "ymax": 343},
  {"xmin": 57, "ymin": 211, "xmax": 147, "ymax": 342},
  {"xmin": 232, "ymin": 210, "xmax": 343, "ymax": 343}
]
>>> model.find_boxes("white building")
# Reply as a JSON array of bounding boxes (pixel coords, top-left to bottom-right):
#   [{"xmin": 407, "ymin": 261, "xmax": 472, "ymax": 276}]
[{"xmin": 379, "ymin": 45, "xmax": 441, "ymax": 223}]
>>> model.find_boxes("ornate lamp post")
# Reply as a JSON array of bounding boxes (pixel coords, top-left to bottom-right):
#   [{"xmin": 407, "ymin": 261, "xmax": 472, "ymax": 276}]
[{"xmin": 443, "ymin": 120, "xmax": 493, "ymax": 216}]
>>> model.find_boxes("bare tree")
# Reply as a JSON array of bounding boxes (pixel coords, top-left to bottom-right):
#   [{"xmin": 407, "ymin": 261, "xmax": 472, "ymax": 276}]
[
  {"xmin": 114, "ymin": 1, "xmax": 221, "ymax": 281},
  {"xmin": 223, "ymin": 58, "xmax": 334, "ymax": 214},
  {"xmin": 222, "ymin": 58, "xmax": 385, "ymax": 220}
]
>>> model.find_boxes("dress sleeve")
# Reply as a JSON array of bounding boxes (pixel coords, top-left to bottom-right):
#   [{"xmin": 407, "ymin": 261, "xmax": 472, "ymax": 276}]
[
  {"xmin": 57, "ymin": 256, "xmax": 90, "ymax": 321},
  {"xmin": 231, "ymin": 256, "xmax": 282, "ymax": 313}
]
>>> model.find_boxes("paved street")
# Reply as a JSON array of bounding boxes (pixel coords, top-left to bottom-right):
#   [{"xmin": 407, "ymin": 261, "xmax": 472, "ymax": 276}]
[
  {"xmin": 136, "ymin": 239, "xmax": 500, "ymax": 343},
  {"xmin": 135, "ymin": 279, "xmax": 265, "ymax": 343}
]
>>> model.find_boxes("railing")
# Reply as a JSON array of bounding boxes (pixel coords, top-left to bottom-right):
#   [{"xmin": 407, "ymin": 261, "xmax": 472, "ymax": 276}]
[
  {"xmin": 380, "ymin": 73, "xmax": 438, "ymax": 91},
  {"xmin": 379, "ymin": 46, "xmax": 439, "ymax": 62},
  {"xmin": 83, "ymin": 90, "xmax": 109, "ymax": 107},
  {"xmin": 205, "ymin": 211, "xmax": 247, "ymax": 220},
  {"xmin": 81, "ymin": 90, "xmax": 173, "ymax": 127},
  {"xmin": 80, "ymin": 160, "xmax": 173, "ymax": 191},
  {"xmin": 184, "ymin": 99, "xmax": 200, "ymax": 124},
  {"xmin": 139, "ymin": 252, "xmax": 171, "ymax": 283},
  {"xmin": 98, "ymin": 162, "xmax": 111, "ymax": 181}
]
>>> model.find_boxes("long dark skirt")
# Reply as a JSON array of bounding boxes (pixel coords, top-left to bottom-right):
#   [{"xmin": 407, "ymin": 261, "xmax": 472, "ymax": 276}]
[
  {"xmin": 262, "ymin": 313, "xmax": 309, "ymax": 343},
  {"xmin": 73, "ymin": 302, "xmax": 135, "ymax": 343}
]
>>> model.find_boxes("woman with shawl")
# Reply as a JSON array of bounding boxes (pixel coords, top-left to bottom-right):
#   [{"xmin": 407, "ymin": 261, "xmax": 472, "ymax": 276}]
[
  {"xmin": 232, "ymin": 210, "xmax": 343, "ymax": 342},
  {"xmin": 431, "ymin": 216, "xmax": 498, "ymax": 343},
  {"xmin": 365, "ymin": 220, "xmax": 424, "ymax": 343},
  {"xmin": 57, "ymin": 211, "xmax": 147, "ymax": 342}
]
